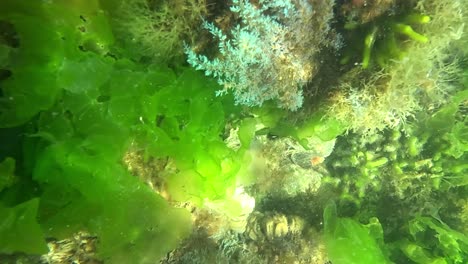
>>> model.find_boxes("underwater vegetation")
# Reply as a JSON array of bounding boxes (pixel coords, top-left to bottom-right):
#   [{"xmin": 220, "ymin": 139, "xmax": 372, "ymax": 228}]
[
  {"xmin": 102, "ymin": 0, "xmax": 208, "ymax": 63},
  {"xmin": 324, "ymin": 202, "xmax": 391, "ymax": 264},
  {"xmin": 0, "ymin": 1, "xmax": 196, "ymax": 263},
  {"xmin": 0, "ymin": 0, "xmax": 467, "ymax": 263},
  {"xmin": 185, "ymin": 0, "xmax": 335, "ymax": 110},
  {"xmin": 327, "ymin": 89, "xmax": 468, "ymax": 202},
  {"xmin": 339, "ymin": 0, "xmax": 430, "ymax": 69},
  {"xmin": 0, "ymin": 0, "xmax": 251, "ymax": 263},
  {"xmin": 341, "ymin": 11, "xmax": 430, "ymax": 69},
  {"xmin": 330, "ymin": 0, "xmax": 467, "ymax": 135},
  {"xmin": 325, "ymin": 87, "xmax": 468, "ymax": 262}
]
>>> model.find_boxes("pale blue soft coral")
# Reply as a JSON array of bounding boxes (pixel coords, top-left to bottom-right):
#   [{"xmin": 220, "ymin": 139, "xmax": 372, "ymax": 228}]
[{"xmin": 185, "ymin": 0, "xmax": 316, "ymax": 111}]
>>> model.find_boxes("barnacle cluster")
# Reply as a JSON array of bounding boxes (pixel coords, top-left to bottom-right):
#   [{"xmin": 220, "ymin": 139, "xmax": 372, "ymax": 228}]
[
  {"xmin": 244, "ymin": 211, "xmax": 306, "ymax": 242},
  {"xmin": 160, "ymin": 210, "xmax": 327, "ymax": 264},
  {"xmin": 241, "ymin": 211, "xmax": 327, "ymax": 264},
  {"xmin": 41, "ymin": 232, "xmax": 99, "ymax": 264}
]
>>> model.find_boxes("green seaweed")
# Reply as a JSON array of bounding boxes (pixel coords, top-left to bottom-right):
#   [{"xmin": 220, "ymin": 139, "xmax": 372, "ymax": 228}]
[
  {"xmin": 0, "ymin": 0, "xmax": 245, "ymax": 262},
  {"xmin": 341, "ymin": 10, "xmax": 430, "ymax": 69},
  {"xmin": 1, "ymin": 0, "xmax": 464, "ymax": 263},
  {"xmin": 398, "ymin": 217, "xmax": 468, "ymax": 264},
  {"xmin": 0, "ymin": 198, "xmax": 48, "ymax": 255},
  {"xmin": 324, "ymin": 76, "xmax": 468, "ymax": 263},
  {"xmin": 0, "ymin": 157, "xmax": 15, "ymax": 192},
  {"xmin": 323, "ymin": 201, "xmax": 391, "ymax": 264}
]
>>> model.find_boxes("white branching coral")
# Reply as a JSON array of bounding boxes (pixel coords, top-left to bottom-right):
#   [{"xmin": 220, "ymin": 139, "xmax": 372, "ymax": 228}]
[{"xmin": 185, "ymin": 0, "xmax": 334, "ymax": 111}]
